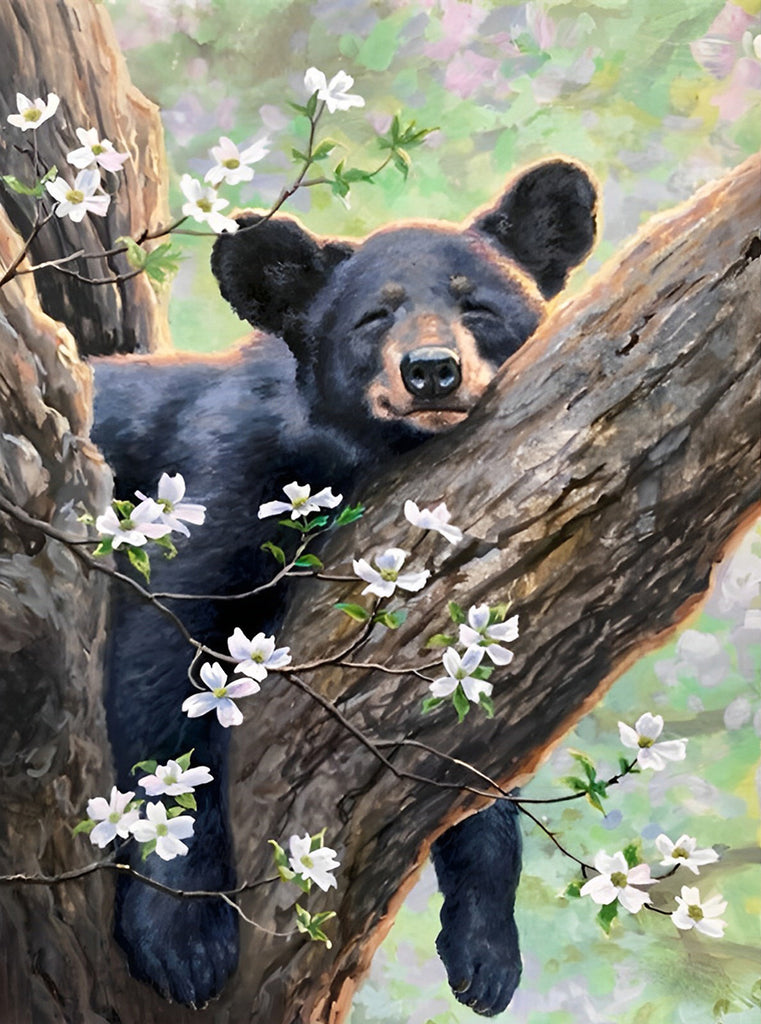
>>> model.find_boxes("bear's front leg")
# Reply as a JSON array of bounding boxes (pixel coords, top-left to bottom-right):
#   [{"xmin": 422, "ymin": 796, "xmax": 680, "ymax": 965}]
[
  {"xmin": 431, "ymin": 798, "xmax": 523, "ymax": 1017},
  {"xmin": 105, "ymin": 604, "xmax": 240, "ymax": 1007}
]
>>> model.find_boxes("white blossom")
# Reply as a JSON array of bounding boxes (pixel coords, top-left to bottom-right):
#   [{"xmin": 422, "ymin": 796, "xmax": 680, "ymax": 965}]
[
  {"xmin": 257, "ymin": 481, "xmax": 342, "ymax": 520},
  {"xmin": 429, "ymin": 645, "xmax": 491, "ymax": 703},
  {"xmin": 352, "ymin": 547, "xmax": 429, "ymax": 598},
  {"xmin": 66, "ymin": 127, "xmax": 129, "ymax": 172},
  {"xmin": 45, "ymin": 168, "xmax": 110, "ymax": 222},
  {"xmin": 135, "ymin": 473, "xmax": 206, "ymax": 537},
  {"xmin": 403, "ymin": 499, "xmax": 463, "ymax": 544},
  {"xmin": 458, "ymin": 605, "xmax": 519, "ymax": 666},
  {"xmin": 579, "ymin": 850, "xmax": 654, "ymax": 914},
  {"xmin": 138, "ymin": 759, "xmax": 213, "ymax": 797},
  {"xmin": 180, "ymin": 174, "xmax": 238, "ymax": 233},
  {"xmin": 618, "ymin": 712, "xmax": 687, "ymax": 771},
  {"xmin": 7, "ymin": 92, "xmax": 59, "ymax": 131},
  {"xmin": 288, "ymin": 832, "xmax": 340, "ymax": 892},
  {"xmin": 303, "ymin": 67, "xmax": 365, "ymax": 113},
  {"xmin": 671, "ymin": 885, "xmax": 727, "ymax": 937},
  {"xmin": 181, "ymin": 661, "xmax": 260, "ymax": 727},
  {"xmin": 654, "ymin": 833, "xmax": 719, "ymax": 876},
  {"xmin": 86, "ymin": 786, "xmax": 140, "ymax": 848},
  {"xmin": 227, "ymin": 627, "xmax": 292, "ymax": 680},
  {"xmin": 205, "ymin": 135, "xmax": 270, "ymax": 186},
  {"xmin": 95, "ymin": 498, "xmax": 171, "ymax": 549},
  {"xmin": 130, "ymin": 801, "xmax": 195, "ymax": 861}
]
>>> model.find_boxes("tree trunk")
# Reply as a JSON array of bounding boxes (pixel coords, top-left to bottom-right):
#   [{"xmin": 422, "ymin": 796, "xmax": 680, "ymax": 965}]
[{"xmin": 0, "ymin": 0, "xmax": 759, "ymax": 1018}]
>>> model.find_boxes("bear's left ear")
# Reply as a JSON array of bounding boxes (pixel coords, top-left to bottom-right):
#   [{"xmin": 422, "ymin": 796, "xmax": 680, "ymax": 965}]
[
  {"xmin": 210, "ymin": 214, "xmax": 354, "ymax": 337},
  {"xmin": 471, "ymin": 160, "xmax": 597, "ymax": 299}
]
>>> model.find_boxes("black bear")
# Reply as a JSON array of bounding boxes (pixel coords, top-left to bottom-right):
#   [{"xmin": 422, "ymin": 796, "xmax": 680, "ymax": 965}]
[{"xmin": 92, "ymin": 158, "xmax": 597, "ymax": 1014}]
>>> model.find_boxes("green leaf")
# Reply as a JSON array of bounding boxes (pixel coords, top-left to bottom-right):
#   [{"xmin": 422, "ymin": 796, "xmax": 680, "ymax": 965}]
[
  {"xmin": 175, "ymin": 749, "xmax": 193, "ymax": 772},
  {"xmin": 278, "ymin": 518, "xmax": 307, "ymax": 532},
  {"xmin": 561, "ymin": 775, "xmax": 588, "ymax": 792},
  {"xmin": 596, "ymin": 899, "xmax": 619, "ymax": 934},
  {"xmin": 373, "ymin": 609, "xmax": 407, "ymax": 630},
  {"xmin": 93, "ymin": 536, "xmax": 114, "ymax": 557},
  {"xmin": 72, "ymin": 818, "xmax": 96, "ymax": 836},
  {"xmin": 77, "ymin": 511, "xmax": 95, "ymax": 526},
  {"xmin": 452, "ymin": 685, "xmax": 470, "ymax": 723},
  {"xmin": 294, "ymin": 903, "xmax": 335, "ymax": 947},
  {"xmin": 334, "ymin": 602, "xmax": 369, "ymax": 622},
  {"xmin": 305, "ymin": 92, "xmax": 318, "ymax": 119},
  {"xmin": 291, "ymin": 148, "xmax": 309, "ymax": 163},
  {"xmin": 40, "ymin": 165, "xmax": 58, "ymax": 185},
  {"xmin": 261, "ymin": 541, "xmax": 286, "ymax": 565},
  {"xmin": 173, "ymin": 792, "xmax": 196, "ymax": 811},
  {"xmin": 293, "ymin": 553, "xmax": 324, "ymax": 569},
  {"xmin": 586, "ymin": 788, "xmax": 607, "ymax": 814},
  {"xmin": 564, "ymin": 879, "xmax": 583, "ymax": 898},
  {"xmin": 140, "ymin": 839, "xmax": 157, "ymax": 861},
  {"xmin": 143, "ymin": 242, "xmax": 183, "ymax": 286},
  {"xmin": 392, "ymin": 148, "xmax": 411, "ymax": 179},
  {"xmin": 421, "ymin": 696, "xmax": 444, "ymax": 714},
  {"xmin": 622, "ymin": 842, "xmax": 640, "ymax": 869},
  {"xmin": 425, "ymin": 632, "xmax": 455, "ymax": 648},
  {"xmin": 334, "ymin": 503, "xmax": 364, "ymax": 526},
  {"xmin": 390, "ymin": 114, "xmax": 400, "ymax": 145},
  {"xmin": 479, "ymin": 693, "xmax": 495, "ymax": 718},
  {"xmin": 618, "ymin": 756, "xmax": 632, "ymax": 775},
  {"xmin": 167, "ymin": 805, "xmax": 188, "ymax": 818},
  {"xmin": 287, "ymin": 101, "xmax": 309, "ymax": 116},
  {"xmin": 311, "ymin": 139, "xmax": 338, "ymax": 161},
  {"xmin": 113, "ymin": 499, "xmax": 134, "ymax": 518},
  {"xmin": 153, "ymin": 534, "xmax": 177, "ymax": 559},
  {"xmin": 303, "ymin": 514, "xmax": 329, "ymax": 531},
  {"xmin": 471, "ymin": 664, "xmax": 493, "ymax": 681},
  {"xmin": 308, "ymin": 828, "xmax": 326, "ymax": 852},
  {"xmin": 117, "ymin": 236, "xmax": 148, "ymax": 270},
  {"xmin": 488, "ymin": 602, "xmax": 511, "ymax": 624},
  {"xmin": 1, "ymin": 174, "xmax": 44, "ymax": 197},
  {"xmin": 127, "ymin": 545, "xmax": 151, "ymax": 582},
  {"xmin": 448, "ymin": 601, "xmax": 466, "ymax": 625},
  {"xmin": 131, "ymin": 759, "xmax": 158, "ymax": 775},
  {"xmin": 341, "ymin": 167, "xmax": 374, "ymax": 183},
  {"xmin": 568, "ymin": 749, "xmax": 597, "ymax": 779},
  {"xmin": 331, "ymin": 177, "xmax": 350, "ymax": 199}
]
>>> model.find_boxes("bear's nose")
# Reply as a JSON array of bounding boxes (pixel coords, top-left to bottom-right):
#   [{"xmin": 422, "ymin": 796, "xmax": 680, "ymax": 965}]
[{"xmin": 400, "ymin": 347, "xmax": 462, "ymax": 399}]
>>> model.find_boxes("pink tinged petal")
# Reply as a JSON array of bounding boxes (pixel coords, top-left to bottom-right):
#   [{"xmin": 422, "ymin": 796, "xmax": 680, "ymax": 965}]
[
  {"xmin": 353, "ymin": 558, "xmax": 379, "ymax": 584},
  {"xmin": 637, "ymin": 747, "xmax": 666, "ymax": 771},
  {"xmin": 111, "ymin": 788, "xmax": 135, "ymax": 814},
  {"xmin": 310, "ymin": 486, "xmax": 342, "ymax": 508},
  {"xmin": 403, "ymin": 499, "xmax": 421, "ymax": 524},
  {"xmin": 396, "ymin": 570, "xmax": 429, "ymax": 592},
  {"xmin": 459, "ymin": 624, "xmax": 481, "ymax": 647},
  {"xmin": 695, "ymin": 917, "xmax": 725, "ymax": 937},
  {"xmin": 653, "ymin": 738, "xmax": 687, "ymax": 762},
  {"xmin": 225, "ymin": 677, "xmax": 261, "ymax": 699},
  {"xmin": 215, "ymin": 698, "xmax": 243, "ymax": 727},
  {"xmin": 283, "ymin": 481, "xmax": 310, "ymax": 504},
  {"xmin": 655, "ymin": 833, "xmax": 674, "ymax": 857},
  {"xmin": 97, "ymin": 149, "xmax": 129, "ymax": 172},
  {"xmin": 234, "ymin": 660, "xmax": 268, "ymax": 681},
  {"xmin": 483, "ymin": 644, "xmax": 514, "ymax": 666},
  {"xmin": 174, "ymin": 502, "xmax": 205, "ymax": 524},
  {"xmin": 442, "ymin": 647, "xmax": 462, "ymax": 679},
  {"xmin": 487, "ymin": 614, "xmax": 519, "ymax": 643},
  {"xmin": 429, "ymin": 677, "xmax": 458, "ymax": 698},
  {"xmin": 671, "ymin": 906, "xmax": 694, "ymax": 930},
  {"xmin": 627, "ymin": 864, "xmax": 653, "ymax": 886},
  {"xmin": 266, "ymin": 647, "xmax": 291, "ymax": 670},
  {"xmin": 460, "ymin": 676, "xmax": 492, "ymax": 703},
  {"xmin": 702, "ymin": 895, "xmax": 728, "ymax": 916},
  {"xmin": 594, "ymin": 851, "xmax": 627, "ymax": 875},
  {"xmin": 45, "ymin": 178, "xmax": 71, "ymax": 203},
  {"xmin": 257, "ymin": 499, "xmax": 293, "ymax": 518},
  {"xmin": 180, "ymin": 767, "xmax": 213, "ymax": 787},
  {"xmin": 86, "ymin": 796, "xmax": 111, "ymax": 820},
  {"xmin": 158, "ymin": 473, "xmax": 185, "ymax": 505},
  {"xmin": 116, "ymin": 811, "xmax": 140, "ymax": 837},
  {"xmin": 618, "ymin": 885, "xmax": 650, "ymax": 914},
  {"xmin": 130, "ymin": 820, "xmax": 157, "ymax": 843},
  {"xmin": 376, "ymin": 548, "xmax": 406, "ymax": 573},
  {"xmin": 460, "ymin": 645, "xmax": 485, "ymax": 675},
  {"xmin": 363, "ymin": 579, "xmax": 396, "ymax": 598},
  {"xmin": 580, "ymin": 875, "xmax": 618, "ymax": 905},
  {"xmin": 155, "ymin": 834, "xmax": 189, "ymax": 860},
  {"xmin": 228, "ymin": 627, "xmax": 253, "ymax": 662},
  {"xmin": 618, "ymin": 721, "xmax": 640, "ymax": 749},
  {"xmin": 635, "ymin": 712, "xmax": 664, "ymax": 739},
  {"xmin": 140, "ymin": 776, "xmax": 166, "ymax": 796},
  {"xmin": 181, "ymin": 692, "xmax": 220, "ymax": 718},
  {"xmin": 166, "ymin": 816, "xmax": 195, "ymax": 840},
  {"xmin": 200, "ymin": 662, "xmax": 227, "ymax": 690},
  {"xmin": 468, "ymin": 604, "xmax": 490, "ymax": 631},
  {"xmin": 689, "ymin": 848, "xmax": 720, "ymax": 866},
  {"xmin": 89, "ymin": 820, "xmax": 118, "ymax": 848}
]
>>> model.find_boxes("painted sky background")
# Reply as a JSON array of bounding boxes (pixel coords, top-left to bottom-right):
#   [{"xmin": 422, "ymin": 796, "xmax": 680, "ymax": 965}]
[{"xmin": 105, "ymin": 2, "xmax": 761, "ymax": 1021}]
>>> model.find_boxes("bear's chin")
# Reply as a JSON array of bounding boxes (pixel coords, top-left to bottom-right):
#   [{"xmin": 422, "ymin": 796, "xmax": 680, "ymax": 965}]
[{"xmin": 403, "ymin": 409, "xmax": 469, "ymax": 431}]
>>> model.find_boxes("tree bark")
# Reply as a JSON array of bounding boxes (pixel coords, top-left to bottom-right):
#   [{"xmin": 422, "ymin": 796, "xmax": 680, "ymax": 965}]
[{"xmin": 0, "ymin": 1, "xmax": 759, "ymax": 1018}]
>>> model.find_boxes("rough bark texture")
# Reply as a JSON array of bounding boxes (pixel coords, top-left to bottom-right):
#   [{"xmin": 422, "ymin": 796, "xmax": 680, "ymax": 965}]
[
  {"xmin": 0, "ymin": 2, "xmax": 759, "ymax": 1017},
  {"xmin": 0, "ymin": 0, "xmax": 171, "ymax": 355}
]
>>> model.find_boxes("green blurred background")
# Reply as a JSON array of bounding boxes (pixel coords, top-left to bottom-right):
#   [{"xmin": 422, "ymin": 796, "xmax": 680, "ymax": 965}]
[{"xmin": 106, "ymin": 1, "xmax": 760, "ymax": 1020}]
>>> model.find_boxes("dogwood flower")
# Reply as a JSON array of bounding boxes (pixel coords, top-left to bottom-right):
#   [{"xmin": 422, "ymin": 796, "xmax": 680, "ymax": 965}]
[
  {"xmin": 430, "ymin": 646, "xmax": 491, "ymax": 703},
  {"xmin": 135, "ymin": 473, "xmax": 206, "ymax": 537},
  {"xmin": 303, "ymin": 67, "xmax": 365, "ymax": 113},
  {"xmin": 579, "ymin": 850, "xmax": 654, "ymax": 913},
  {"xmin": 45, "ymin": 168, "xmax": 110, "ymax": 222},
  {"xmin": 618, "ymin": 712, "xmax": 687, "ymax": 770},
  {"xmin": 655, "ymin": 833, "xmax": 719, "ymax": 875},
  {"xmin": 7, "ymin": 92, "xmax": 59, "ymax": 131},
  {"xmin": 179, "ymin": 174, "xmax": 238, "ymax": 233},
  {"xmin": 86, "ymin": 787, "xmax": 140, "ymax": 848},
  {"xmin": 138, "ymin": 759, "xmax": 213, "ymax": 797},
  {"xmin": 205, "ymin": 135, "xmax": 270, "ymax": 186},
  {"xmin": 671, "ymin": 885, "xmax": 727, "ymax": 937},
  {"xmin": 353, "ymin": 547, "xmax": 429, "ymax": 598},
  {"xmin": 403, "ymin": 500, "xmax": 463, "ymax": 544},
  {"xmin": 130, "ymin": 801, "xmax": 195, "ymax": 861},
  {"xmin": 257, "ymin": 481, "xmax": 343, "ymax": 520},
  {"xmin": 95, "ymin": 498, "xmax": 171, "ymax": 548},
  {"xmin": 459, "ymin": 605, "xmax": 519, "ymax": 666},
  {"xmin": 227, "ymin": 627, "xmax": 291, "ymax": 680},
  {"xmin": 181, "ymin": 661, "xmax": 260, "ymax": 727},
  {"xmin": 288, "ymin": 833, "xmax": 341, "ymax": 891},
  {"xmin": 66, "ymin": 127, "xmax": 129, "ymax": 172}
]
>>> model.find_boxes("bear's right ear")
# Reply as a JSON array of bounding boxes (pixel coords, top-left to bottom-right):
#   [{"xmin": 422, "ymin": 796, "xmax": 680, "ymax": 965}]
[{"xmin": 210, "ymin": 214, "xmax": 354, "ymax": 337}]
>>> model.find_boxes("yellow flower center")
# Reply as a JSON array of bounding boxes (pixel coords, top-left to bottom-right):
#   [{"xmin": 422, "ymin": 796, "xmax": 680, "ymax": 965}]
[
  {"xmin": 164, "ymin": 773, "xmax": 177, "ymax": 786},
  {"xmin": 687, "ymin": 904, "xmax": 704, "ymax": 922},
  {"xmin": 672, "ymin": 847, "xmax": 688, "ymax": 860},
  {"xmin": 380, "ymin": 568, "xmax": 398, "ymax": 581},
  {"xmin": 610, "ymin": 871, "xmax": 628, "ymax": 888},
  {"xmin": 24, "ymin": 107, "xmax": 42, "ymax": 122},
  {"xmin": 638, "ymin": 736, "xmax": 654, "ymax": 748},
  {"xmin": 108, "ymin": 811, "xmax": 121, "ymax": 823},
  {"xmin": 156, "ymin": 823, "xmax": 168, "ymax": 837},
  {"xmin": 197, "ymin": 198, "xmax": 213, "ymax": 212},
  {"xmin": 92, "ymin": 143, "xmax": 105, "ymax": 155},
  {"xmin": 213, "ymin": 686, "xmax": 228, "ymax": 698},
  {"xmin": 300, "ymin": 854, "xmax": 314, "ymax": 870},
  {"xmin": 65, "ymin": 189, "xmax": 85, "ymax": 205},
  {"xmin": 223, "ymin": 157, "xmax": 240, "ymax": 169}
]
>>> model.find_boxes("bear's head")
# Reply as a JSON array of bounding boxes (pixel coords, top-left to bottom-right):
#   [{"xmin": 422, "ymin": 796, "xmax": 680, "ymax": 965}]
[{"xmin": 211, "ymin": 159, "xmax": 597, "ymax": 451}]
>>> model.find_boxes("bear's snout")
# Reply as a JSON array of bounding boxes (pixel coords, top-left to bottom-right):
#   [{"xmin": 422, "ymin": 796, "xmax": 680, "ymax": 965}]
[{"xmin": 400, "ymin": 346, "xmax": 462, "ymax": 399}]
